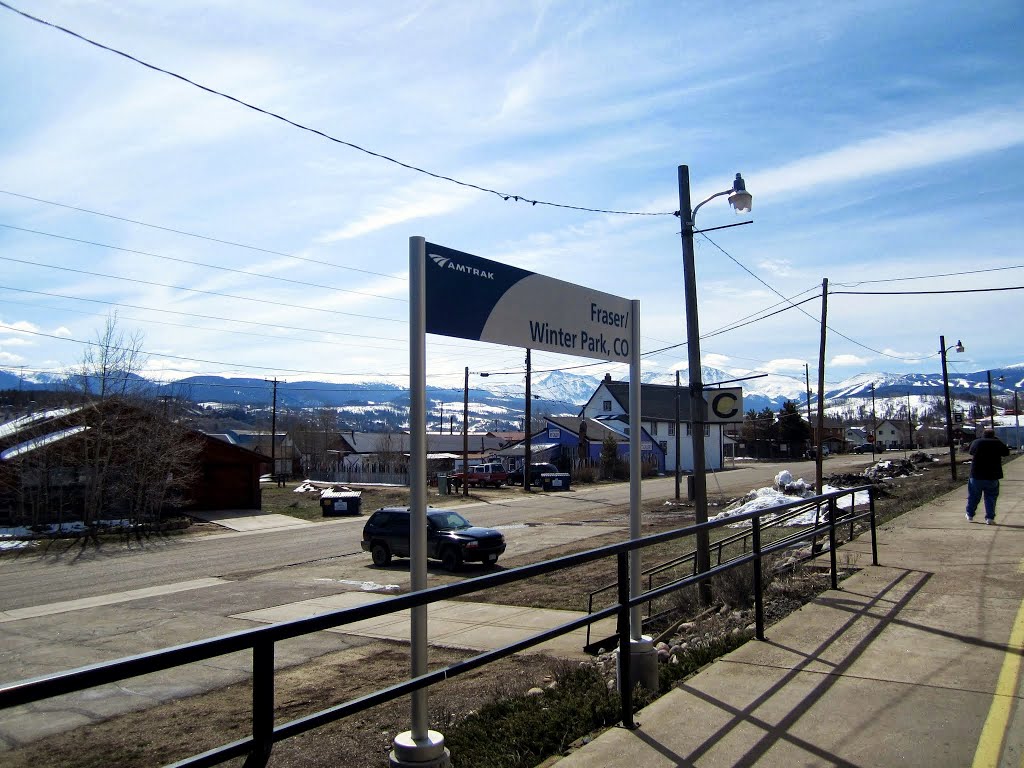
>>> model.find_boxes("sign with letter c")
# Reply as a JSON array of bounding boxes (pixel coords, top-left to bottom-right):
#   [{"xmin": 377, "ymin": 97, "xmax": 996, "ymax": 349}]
[{"xmin": 708, "ymin": 388, "xmax": 743, "ymax": 423}]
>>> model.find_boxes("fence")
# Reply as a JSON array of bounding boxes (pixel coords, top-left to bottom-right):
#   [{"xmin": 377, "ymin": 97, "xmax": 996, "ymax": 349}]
[
  {"xmin": 306, "ymin": 467, "xmax": 409, "ymax": 486},
  {"xmin": 0, "ymin": 485, "xmax": 875, "ymax": 767}
]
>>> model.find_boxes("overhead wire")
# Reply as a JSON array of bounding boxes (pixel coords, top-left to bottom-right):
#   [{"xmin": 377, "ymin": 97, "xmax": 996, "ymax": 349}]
[
  {"xmin": 0, "ymin": 284, "xmax": 408, "ymax": 343},
  {"xmin": 698, "ymin": 232, "xmax": 938, "ymax": 363},
  {"xmin": 0, "ymin": 1, "xmax": 673, "ymax": 218},
  {"xmin": 0, "ymin": 254, "xmax": 404, "ymax": 322},
  {"xmin": 0, "ymin": 223, "xmax": 404, "ymax": 302},
  {"xmin": 831, "ymin": 264, "xmax": 1024, "ymax": 287},
  {"xmin": 0, "ymin": 189, "xmax": 405, "ymax": 281}
]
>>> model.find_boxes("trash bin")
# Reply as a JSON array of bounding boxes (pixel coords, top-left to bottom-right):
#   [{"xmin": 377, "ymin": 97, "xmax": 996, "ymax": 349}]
[
  {"xmin": 437, "ymin": 473, "xmax": 449, "ymax": 495},
  {"xmin": 320, "ymin": 491, "xmax": 362, "ymax": 516},
  {"xmin": 541, "ymin": 472, "xmax": 571, "ymax": 491},
  {"xmin": 686, "ymin": 475, "xmax": 695, "ymax": 501}
]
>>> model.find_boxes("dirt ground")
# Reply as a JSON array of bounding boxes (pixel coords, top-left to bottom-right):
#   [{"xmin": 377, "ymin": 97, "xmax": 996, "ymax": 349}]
[{"xmin": 0, "ymin": 461, "xmax": 967, "ymax": 768}]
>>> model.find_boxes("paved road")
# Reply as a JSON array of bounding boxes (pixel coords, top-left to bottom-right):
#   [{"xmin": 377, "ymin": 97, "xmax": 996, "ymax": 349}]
[{"xmin": 0, "ymin": 453, "xmax": 908, "ymax": 613}]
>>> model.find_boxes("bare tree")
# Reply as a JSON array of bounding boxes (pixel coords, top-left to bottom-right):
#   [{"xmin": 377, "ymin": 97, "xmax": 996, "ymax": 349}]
[{"xmin": 77, "ymin": 312, "xmax": 149, "ymax": 399}]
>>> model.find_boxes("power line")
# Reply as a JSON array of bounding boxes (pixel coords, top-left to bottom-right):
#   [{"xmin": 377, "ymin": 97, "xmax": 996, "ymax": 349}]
[
  {"xmin": 0, "ymin": 294, "xmax": 407, "ymax": 353},
  {"xmin": 832, "ymin": 286, "xmax": 1024, "ymax": 296},
  {"xmin": 0, "ymin": 223, "xmax": 403, "ymax": 302},
  {"xmin": 831, "ymin": 264, "xmax": 1024, "ymax": 287},
  {"xmin": 0, "ymin": 254, "xmax": 404, "ymax": 322},
  {"xmin": 0, "ymin": 189, "xmax": 405, "ymax": 281},
  {"xmin": 0, "ymin": 2, "xmax": 673, "ymax": 218},
  {"xmin": 698, "ymin": 232, "xmax": 929, "ymax": 363},
  {"xmin": 0, "ymin": 322, "xmax": 401, "ymax": 377},
  {"xmin": 0, "ymin": 284, "xmax": 488, "ymax": 351}
]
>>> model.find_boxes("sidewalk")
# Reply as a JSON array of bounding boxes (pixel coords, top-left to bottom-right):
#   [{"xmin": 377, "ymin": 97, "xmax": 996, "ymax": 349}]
[{"xmin": 555, "ymin": 457, "xmax": 1024, "ymax": 767}]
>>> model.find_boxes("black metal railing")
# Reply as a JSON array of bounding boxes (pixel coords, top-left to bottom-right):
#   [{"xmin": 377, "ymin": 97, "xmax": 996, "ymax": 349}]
[
  {"xmin": 586, "ymin": 485, "xmax": 875, "ymax": 646},
  {"xmin": 0, "ymin": 485, "xmax": 876, "ymax": 767}
]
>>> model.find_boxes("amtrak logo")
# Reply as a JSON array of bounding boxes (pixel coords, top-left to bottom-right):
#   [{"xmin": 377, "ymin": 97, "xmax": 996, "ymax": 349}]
[{"xmin": 429, "ymin": 252, "xmax": 495, "ymax": 280}]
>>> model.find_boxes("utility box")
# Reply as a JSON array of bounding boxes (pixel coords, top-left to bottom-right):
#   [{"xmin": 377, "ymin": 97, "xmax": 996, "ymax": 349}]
[
  {"xmin": 320, "ymin": 490, "xmax": 362, "ymax": 516},
  {"xmin": 541, "ymin": 472, "xmax": 571, "ymax": 491},
  {"xmin": 437, "ymin": 473, "xmax": 450, "ymax": 495}
]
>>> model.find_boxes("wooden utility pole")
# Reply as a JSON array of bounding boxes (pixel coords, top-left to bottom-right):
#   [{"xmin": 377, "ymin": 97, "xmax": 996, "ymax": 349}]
[
  {"xmin": 815, "ymin": 279, "xmax": 827, "ymax": 492},
  {"xmin": 804, "ymin": 363, "xmax": 812, "ymax": 423},
  {"xmin": 266, "ymin": 377, "xmax": 279, "ymax": 486},
  {"xmin": 674, "ymin": 370, "xmax": 681, "ymax": 500}
]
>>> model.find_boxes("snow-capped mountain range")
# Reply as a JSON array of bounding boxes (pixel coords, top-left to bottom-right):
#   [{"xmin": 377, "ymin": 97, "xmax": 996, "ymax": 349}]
[{"xmin": 5, "ymin": 363, "xmax": 1022, "ymax": 413}]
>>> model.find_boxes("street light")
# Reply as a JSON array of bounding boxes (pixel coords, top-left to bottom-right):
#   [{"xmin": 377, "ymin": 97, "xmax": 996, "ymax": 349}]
[
  {"xmin": 677, "ymin": 166, "xmax": 752, "ymax": 601},
  {"xmin": 940, "ymin": 336, "xmax": 964, "ymax": 481}
]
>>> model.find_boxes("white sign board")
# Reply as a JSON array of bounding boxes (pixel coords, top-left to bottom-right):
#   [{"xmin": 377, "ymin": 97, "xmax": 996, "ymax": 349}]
[{"xmin": 425, "ymin": 242, "xmax": 633, "ymax": 363}]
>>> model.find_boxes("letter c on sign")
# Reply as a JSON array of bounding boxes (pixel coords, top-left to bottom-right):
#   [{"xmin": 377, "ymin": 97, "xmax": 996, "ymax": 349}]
[{"xmin": 711, "ymin": 392, "xmax": 738, "ymax": 420}]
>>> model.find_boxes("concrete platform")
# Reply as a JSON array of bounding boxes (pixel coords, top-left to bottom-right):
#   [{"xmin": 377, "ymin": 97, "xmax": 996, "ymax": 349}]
[{"xmin": 554, "ymin": 458, "xmax": 1024, "ymax": 767}]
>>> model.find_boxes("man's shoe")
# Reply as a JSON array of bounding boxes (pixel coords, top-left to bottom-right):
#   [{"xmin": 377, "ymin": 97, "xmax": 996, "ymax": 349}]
[
  {"xmin": 985, "ymin": 518, "xmax": 994, "ymax": 525},
  {"xmin": 966, "ymin": 513, "xmax": 974, "ymax": 521}
]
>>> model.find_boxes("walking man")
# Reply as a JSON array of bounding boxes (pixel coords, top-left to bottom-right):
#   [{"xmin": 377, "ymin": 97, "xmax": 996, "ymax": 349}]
[{"xmin": 966, "ymin": 427, "xmax": 1010, "ymax": 524}]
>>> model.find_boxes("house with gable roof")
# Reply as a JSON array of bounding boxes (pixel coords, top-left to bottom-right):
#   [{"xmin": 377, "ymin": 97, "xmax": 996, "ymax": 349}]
[{"xmin": 581, "ymin": 373, "xmax": 728, "ymax": 472}]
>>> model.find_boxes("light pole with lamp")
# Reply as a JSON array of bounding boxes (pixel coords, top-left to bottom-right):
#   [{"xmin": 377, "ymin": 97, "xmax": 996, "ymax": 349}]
[
  {"xmin": 987, "ymin": 371, "xmax": 997, "ymax": 428},
  {"xmin": 677, "ymin": 165, "xmax": 752, "ymax": 601},
  {"xmin": 940, "ymin": 336, "xmax": 964, "ymax": 481}
]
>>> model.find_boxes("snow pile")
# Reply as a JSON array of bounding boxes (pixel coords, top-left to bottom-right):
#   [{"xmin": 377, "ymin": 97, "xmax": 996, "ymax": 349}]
[
  {"xmin": 0, "ymin": 519, "xmax": 135, "ymax": 551},
  {"xmin": 292, "ymin": 480, "xmax": 356, "ymax": 495},
  {"xmin": 711, "ymin": 469, "xmax": 869, "ymax": 527}
]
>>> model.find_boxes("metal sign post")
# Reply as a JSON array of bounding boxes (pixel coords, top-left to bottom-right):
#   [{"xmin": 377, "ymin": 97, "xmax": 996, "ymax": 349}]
[{"xmin": 394, "ymin": 238, "xmax": 645, "ymax": 766}]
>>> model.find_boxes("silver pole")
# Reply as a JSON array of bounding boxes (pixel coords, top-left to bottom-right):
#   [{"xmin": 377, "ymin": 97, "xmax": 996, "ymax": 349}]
[
  {"xmin": 628, "ymin": 299, "xmax": 642, "ymax": 639},
  {"xmin": 408, "ymin": 236, "xmax": 428, "ymax": 739}
]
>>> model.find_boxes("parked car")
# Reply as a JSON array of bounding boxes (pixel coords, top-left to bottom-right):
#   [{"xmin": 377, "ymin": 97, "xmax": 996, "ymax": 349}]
[
  {"xmin": 449, "ymin": 462, "xmax": 509, "ymax": 490},
  {"xmin": 506, "ymin": 462, "xmax": 560, "ymax": 487},
  {"xmin": 853, "ymin": 443, "xmax": 884, "ymax": 454},
  {"xmin": 361, "ymin": 507, "xmax": 506, "ymax": 571}
]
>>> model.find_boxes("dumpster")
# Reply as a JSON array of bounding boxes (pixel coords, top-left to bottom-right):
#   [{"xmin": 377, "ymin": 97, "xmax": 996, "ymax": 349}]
[
  {"xmin": 541, "ymin": 472, "xmax": 571, "ymax": 491},
  {"xmin": 437, "ymin": 473, "xmax": 450, "ymax": 495},
  {"xmin": 320, "ymin": 490, "xmax": 362, "ymax": 516}
]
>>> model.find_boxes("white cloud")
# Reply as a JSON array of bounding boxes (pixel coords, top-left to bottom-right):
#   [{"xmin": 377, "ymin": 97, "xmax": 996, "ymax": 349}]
[
  {"xmin": 757, "ymin": 259, "xmax": 793, "ymax": 277},
  {"xmin": 754, "ymin": 108, "xmax": 1024, "ymax": 201},
  {"xmin": 0, "ymin": 351, "xmax": 26, "ymax": 364},
  {"xmin": 316, "ymin": 185, "xmax": 480, "ymax": 242},
  {"xmin": 0, "ymin": 337, "xmax": 33, "ymax": 347},
  {"xmin": 831, "ymin": 354, "xmax": 870, "ymax": 367},
  {"xmin": 760, "ymin": 358, "xmax": 808, "ymax": 373},
  {"xmin": 704, "ymin": 353, "xmax": 732, "ymax": 367}
]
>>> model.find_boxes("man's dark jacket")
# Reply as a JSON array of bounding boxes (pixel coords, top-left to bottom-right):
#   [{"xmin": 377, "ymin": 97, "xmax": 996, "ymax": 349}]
[{"xmin": 968, "ymin": 436, "xmax": 1010, "ymax": 480}]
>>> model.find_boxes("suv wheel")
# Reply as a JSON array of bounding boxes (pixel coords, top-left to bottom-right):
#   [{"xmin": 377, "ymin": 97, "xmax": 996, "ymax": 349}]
[
  {"xmin": 440, "ymin": 547, "xmax": 463, "ymax": 572},
  {"xmin": 371, "ymin": 543, "xmax": 392, "ymax": 567}
]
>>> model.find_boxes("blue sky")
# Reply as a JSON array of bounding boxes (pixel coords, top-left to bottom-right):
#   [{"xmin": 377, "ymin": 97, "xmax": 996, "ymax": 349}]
[{"xmin": 0, "ymin": 0, "xmax": 1022, "ymax": 400}]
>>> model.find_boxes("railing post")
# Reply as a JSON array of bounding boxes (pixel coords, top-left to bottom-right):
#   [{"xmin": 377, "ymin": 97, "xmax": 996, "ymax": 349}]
[
  {"xmin": 752, "ymin": 515, "xmax": 764, "ymax": 641},
  {"xmin": 616, "ymin": 551, "xmax": 635, "ymax": 730},
  {"xmin": 243, "ymin": 640, "xmax": 274, "ymax": 768},
  {"xmin": 868, "ymin": 486, "xmax": 879, "ymax": 565},
  {"xmin": 828, "ymin": 497, "xmax": 838, "ymax": 590}
]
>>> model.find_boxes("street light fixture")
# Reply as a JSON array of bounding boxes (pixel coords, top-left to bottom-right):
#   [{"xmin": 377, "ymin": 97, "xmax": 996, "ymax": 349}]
[
  {"xmin": 940, "ymin": 336, "xmax": 964, "ymax": 481},
  {"xmin": 677, "ymin": 166, "xmax": 752, "ymax": 601}
]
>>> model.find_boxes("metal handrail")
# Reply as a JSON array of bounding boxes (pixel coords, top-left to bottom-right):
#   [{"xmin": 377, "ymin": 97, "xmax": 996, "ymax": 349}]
[
  {"xmin": 585, "ymin": 486, "xmax": 873, "ymax": 645},
  {"xmin": 0, "ymin": 485, "xmax": 876, "ymax": 767}
]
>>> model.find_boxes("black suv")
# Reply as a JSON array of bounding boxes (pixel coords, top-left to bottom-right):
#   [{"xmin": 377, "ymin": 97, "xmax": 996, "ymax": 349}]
[
  {"xmin": 506, "ymin": 462, "xmax": 560, "ymax": 487},
  {"xmin": 361, "ymin": 507, "xmax": 506, "ymax": 571}
]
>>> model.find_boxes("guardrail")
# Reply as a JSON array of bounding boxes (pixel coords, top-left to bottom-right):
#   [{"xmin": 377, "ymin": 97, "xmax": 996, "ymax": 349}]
[{"xmin": 0, "ymin": 485, "xmax": 876, "ymax": 767}]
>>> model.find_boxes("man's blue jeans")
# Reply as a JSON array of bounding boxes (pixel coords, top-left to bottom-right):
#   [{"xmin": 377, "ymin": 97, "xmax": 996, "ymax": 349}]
[{"xmin": 966, "ymin": 477, "xmax": 1000, "ymax": 520}]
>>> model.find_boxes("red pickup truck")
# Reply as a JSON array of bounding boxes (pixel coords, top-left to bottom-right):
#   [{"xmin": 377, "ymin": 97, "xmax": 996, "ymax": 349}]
[{"xmin": 449, "ymin": 463, "xmax": 509, "ymax": 490}]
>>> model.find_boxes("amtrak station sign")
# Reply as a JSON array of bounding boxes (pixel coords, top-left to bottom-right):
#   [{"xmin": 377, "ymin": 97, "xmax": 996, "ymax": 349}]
[{"xmin": 424, "ymin": 241, "xmax": 633, "ymax": 363}]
